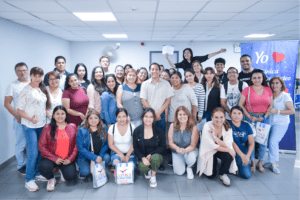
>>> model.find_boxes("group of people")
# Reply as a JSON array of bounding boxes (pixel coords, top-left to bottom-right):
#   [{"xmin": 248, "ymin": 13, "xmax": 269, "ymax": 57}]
[{"xmin": 4, "ymin": 48, "xmax": 295, "ymax": 192}]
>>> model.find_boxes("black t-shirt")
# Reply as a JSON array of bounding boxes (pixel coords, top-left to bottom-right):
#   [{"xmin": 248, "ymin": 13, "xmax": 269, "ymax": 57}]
[
  {"xmin": 217, "ymin": 72, "xmax": 229, "ymax": 85},
  {"xmin": 175, "ymin": 55, "xmax": 209, "ymax": 71},
  {"xmin": 238, "ymin": 71, "xmax": 252, "ymax": 85},
  {"xmin": 89, "ymin": 131, "xmax": 102, "ymax": 155},
  {"xmin": 80, "ymin": 80, "xmax": 90, "ymax": 90},
  {"xmin": 144, "ymin": 136, "xmax": 156, "ymax": 156}
]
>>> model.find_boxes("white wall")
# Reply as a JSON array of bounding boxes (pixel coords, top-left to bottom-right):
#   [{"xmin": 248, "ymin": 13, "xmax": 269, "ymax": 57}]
[{"xmin": 0, "ymin": 17, "xmax": 71, "ymax": 165}]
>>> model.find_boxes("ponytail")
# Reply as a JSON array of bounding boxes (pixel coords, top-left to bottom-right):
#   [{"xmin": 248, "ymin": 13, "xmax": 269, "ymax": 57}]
[{"xmin": 39, "ymin": 81, "xmax": 51, "ymax": 110}]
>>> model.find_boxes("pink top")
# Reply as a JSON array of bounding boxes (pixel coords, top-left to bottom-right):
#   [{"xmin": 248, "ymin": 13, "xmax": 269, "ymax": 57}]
[
  {"xmin": 241, "ymin": 86, "xmax": 272, "ymax": 113},
  {"xmin": 62, "ymin": 87, "xmax": 89, "ymax": 127}
]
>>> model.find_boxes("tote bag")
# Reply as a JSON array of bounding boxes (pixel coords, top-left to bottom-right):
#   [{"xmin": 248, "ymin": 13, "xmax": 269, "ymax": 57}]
[{"xmin": 114, "ymin": 162, "xmax": 134, "ymax": 184}]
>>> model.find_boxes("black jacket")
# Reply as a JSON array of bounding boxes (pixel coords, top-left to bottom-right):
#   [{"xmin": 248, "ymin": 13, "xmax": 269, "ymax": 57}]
[
  {"xmin": 133, "ymin": 124, "xmax": 166, "ymax": 160},
  {"xmin": 204, "ymin": 86, "xmax": 221, "ymax": 112},
  {"xmin": 43, "ymin": 68, "xmax": 70, "ymax": 86}
]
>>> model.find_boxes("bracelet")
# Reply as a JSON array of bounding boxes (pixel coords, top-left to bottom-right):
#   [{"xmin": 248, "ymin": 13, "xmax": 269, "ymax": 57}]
[
  {"xmin": 278, "ymin": 109, "xmax": 280, "ymax": 115},
  {"xmin": 213, "ymin": 135, "xmax": 217, "ymax": 139}
]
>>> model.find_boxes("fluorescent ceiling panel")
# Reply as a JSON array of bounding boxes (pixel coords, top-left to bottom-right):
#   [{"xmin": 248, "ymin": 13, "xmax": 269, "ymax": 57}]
[
  {"xmin": 244, "ymin": 34, "xmax": 275, "ymax": 38},
  {"xmin": 102, "ymin": 34, "xmax": 128, "ymax": 38},
  {"xmin": 73, "ymin": 12, "xmax": 116, "ymax": 21}
]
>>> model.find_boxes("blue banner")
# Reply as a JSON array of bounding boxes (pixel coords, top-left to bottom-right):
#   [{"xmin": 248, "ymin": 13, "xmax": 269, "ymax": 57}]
[{"xmin": 241, "ymin": 41, "xmax": 299, "ymax": 151}]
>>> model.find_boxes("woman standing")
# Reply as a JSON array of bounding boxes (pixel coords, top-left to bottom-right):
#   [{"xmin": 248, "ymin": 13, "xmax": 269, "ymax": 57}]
[
  {"xmin": 184, "ymin": 68, "xmax": 205, "ymax": 125},
  {"xmin": 197, "ymin": 108, "xmax": 237, "ymax": 186},
  {"xmin": 108, "ymin": 108, "xmax": 137, "ymax": 169},
  {"xmin": 124, "ymin": 64, "xmax": 133, "ymax": 75},
  {"xmin": 39, "ymin": 106, "xmax": 78, "ymax": 191},
  {"xmin": 115, "ymin": 65, "xmax": 125, "ymax": 85},
  {"xmin": 136, "ymin": 67, "xmax": 148, "ymax": 84},
  {"xmin": 239, "ymin": 69, "xmax": 273, "ymax": 173},
  {"xmin": 168, "ymin": 106, "xmax": 199, "ymax": 179},
  {"xmin": 229, "ymin": 106, "xmax": 254, "ymax": 179},
  {"xmin": 160, "ymin": 69, "xmax": 171, "ymax": 83},
  {"xmin": 101, "ymin": 74, "xmax": 118, "ymax": 127},
  {"xmin": 46, "ymin": 71, "xmax": 62, "ymax": 124},
  {"xmin": 201, "ymin": 67, "xmax": 221, "ymax": 122},
  {"xmin": 77, "ymin": 110, "xmax": 110, "ymax": 179},
  {"xmin": 263, "ymin": 76, "xmax": 294, "ymax": 174},
  {"xmin": 74, "ymin": 63, "xmax": 90, "ymax": 90},
  {"xmin": 116, "ymin": 69, "xmax": 143, "ymax": 127},
  {"xmin": 192, "ymin": 60, "xmax": 204, "ymax": 84},
  {"xmin": 17, "ymin": 67, "xmax": 51, "ymax": 191},
  {"xmin": 62, "ymin": 73, "xmax": 89, "ymax": 127},
  {"xmin": 133, "ymin": 108, "xmax": 166, "ymax": 188},
  {"xmin": 87, "ymin": 66, "xmax": 106, "ymax": 114}
]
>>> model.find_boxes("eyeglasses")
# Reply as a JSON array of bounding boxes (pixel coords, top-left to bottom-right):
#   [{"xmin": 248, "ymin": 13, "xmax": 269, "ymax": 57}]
[
  {"xmin": 228, "ymin": 72, "xmax": 238, "ymax": 75},
  {"xmin": 49, "ymin": 78, "xmax": 59, "ymax": 81},
  {"xmin": 116, "ymin": 70, "xmax": 124, "ymax": 73},
  {"xmin": 16, "ymin": 70, "xmax": 28, "ymax": 74}
]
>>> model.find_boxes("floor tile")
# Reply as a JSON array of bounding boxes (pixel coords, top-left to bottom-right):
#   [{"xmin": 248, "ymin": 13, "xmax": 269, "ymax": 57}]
[
  {"xmin": 205, "ymin": 181, "xmax": 242, "ymax": 197},
  {"xmin": 276, "ymin": 194, "xmax": 300, "ymax": 200},
  {"xmin": 4, "ymin": 173, "xmax": 26, "ymax": 184},
  {"xmin": 0, "ymin": 183, "xmax": 25, "ymax": 199},
  {"xmin": 83, "ymin": 182, "xmax": 117, "ymax": 198},
  {"xmin": 235, "ymin": 181, "xmax": 273, "ymax": 195},
  {"xmin": 18, "ymin": 180, "xmax": 57, "ymax": 199},
  {"xmin": 228, "ymin": 173, "xmax": 260, "ymax": 183},
  {"xmin": 82, "ymin": 198, "xmax": 114, "ymax": 200},
  {"xmin": 147, "ymin": 182, "xmax": 179, "ymax": 198},
  {"xmin": 50, "ymin": 180, "xmax": 89, "ymax": 199},
  {"xmin": 180, "ymin": 197, "xmax": 213, "ymax": 200},
  {"xmin": 244, "ymin": 194, "xmax": 279, "ymax": 200},
  {"xmin": 148, "ymin": 198, "xmax": 180, "ymax": 200},
  {"xmin": 290, "ymin": 179, "xmax": 299, "ymax": 187},
  {"xmin": 255, "ymin": 170, "xmax": 286, "ymax": 182},
  {"xmin": 176, "ymin": 181, "xmax": 210, "ymax": 197},
  {"xmin": 280, "ymin": 168, "xmax": 299, "ymax": 180},
  {"xmin": 212, "ymin": 196, "xmax": 246, "ymax": 200},
  {"xmin": 0, "ymin": 171, "xmax": 16, "ymax": 184},
  {"xmin": 263, "ymin": 180, "xmax": 299, "ymax": 195},
  {"xmin": 115, "ymin": 179, "xmax": 148, "ymax": 198}
]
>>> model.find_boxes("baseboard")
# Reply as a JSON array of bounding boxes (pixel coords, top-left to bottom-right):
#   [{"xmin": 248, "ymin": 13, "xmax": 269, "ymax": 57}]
[{"xmin": 0, "ymin": 156, "xmax": 16, "ymax": 171}]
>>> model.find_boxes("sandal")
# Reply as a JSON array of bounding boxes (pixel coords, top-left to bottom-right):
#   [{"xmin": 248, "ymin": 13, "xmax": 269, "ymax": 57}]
[
  {"xmin": 256, "ymin": 166, "xmax": 265, "ymax": 173},
  {"xmin": 250, "ymin": 166, "xmax": 256, "ymax": 173}
]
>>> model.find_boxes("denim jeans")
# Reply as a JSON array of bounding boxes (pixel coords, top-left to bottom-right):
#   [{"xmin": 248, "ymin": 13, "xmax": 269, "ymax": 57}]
[
  {"xmin": 13, "ymin": 118, "xmax": 27, "ymax": 169},
  {"xmin": 245, "ymin": 113, "xmax": 271, "ymax": 161},
  {"xmin": 235, "ymin": 147, "xmax": 252, "ymax": 179},
  {"xmin": 22, "ymin": 125, "xmax": 44, "ymax": 182},
  {"xmin": 111, "ymin": 150, "xmax": 137, "ymax": 169},
  {"xmin": 172, "ymin": 148, "xmax": 198, "ymax": 175},
  {"xmin": 260, "ymin": 124, "xmax": 289, "ymax": 164},
  {"xmin": 203, "ymin": 111, "xmax": 212, "ymax": 122},
  {"xmin": 156, "ymin": 112, "xmax": 165, "ymax": 132},
  {"xmin": 77, "ymin": 153, "xmax": 110, "ymax": 176}
]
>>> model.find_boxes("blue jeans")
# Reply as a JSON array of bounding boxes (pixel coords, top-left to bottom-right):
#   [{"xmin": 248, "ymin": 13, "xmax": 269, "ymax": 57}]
[
  {"xmin": 245, "ymin": 113, "xmax": 271, "ymax": 161},
  {"xmin": 235, "ymin": 147, "xmax": 252, "ymax": 179},
  {"xmin": 156, "ymin": 112, "xmax": 165, "ymax": 132},
  {"xmin": 203, "ymin": 111, "xmax": 212, "ymax": 121},
  {"xmin": 111, "ymin": 150, "xmax": 137, "ymax": 169},
  {"xmin": 77, "ymin": 153, "xmax": 110, "ymax": 176},
  {"xmin": 22, "ymin": 125, "xmax": 44, "ymax": 182},
  {"xmin": 260, "ymin": 124, "xmax": 289, "ymax": 164},
  {"xmin": 13, "ymin": 118, "xmax": 27, "ymax": 169}
]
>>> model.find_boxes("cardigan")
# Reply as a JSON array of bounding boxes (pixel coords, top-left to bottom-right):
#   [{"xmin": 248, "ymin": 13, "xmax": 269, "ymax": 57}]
[
  {"xmin": 76, "ymin": 126, "xmax": 109, "ymax": 162},
  {"xmin": 204, "ymin": 85, "xmax": 221, "ymax": 112},
  {"xmin": 39, "ymin": 123, "xmax": 78, "ymax": 163},
  {"xmin": 133, "ymin": 124, "xmax": 166, "ymax": 160}
]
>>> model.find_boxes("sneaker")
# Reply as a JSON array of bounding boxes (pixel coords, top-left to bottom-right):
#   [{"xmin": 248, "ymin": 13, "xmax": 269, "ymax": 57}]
[
  {"xmin": 186, "ymin": 167, "xmax": 194, "ymax": 180},
  {"xmin": 150, "ymin": 176, "xmax": 157, "ymax": 188},
  {"xmin": 46, "ymin": 178, "xmax": 57, "ymax": 192},
  {"xmin": 59, "ymin": 170, "xmax": 66, "ymax": 182},
  {"xmin": 271, "ymin": 165, "xmax": 280, "ymax": 174},
  {"xmin": 168, "ymin": 160, "xmax": 173, "ymax": 167},
  {"xmin": 35, "ymin": 175, "xmax": 47, "ymax": 182},
  {"xmin": 144, "ymin": 170, "xmax": 151, "ymax": 179},
  {"xmin": 78, "ymin": 173, "xmax": 86, "ymax": 180},
  {"xmin": 220, "ymin": 174, "xmax": 230, "ymax": 186},
  {"xmin": 25, "ymin": 180, "xmax": 39, "ymax": 192},
  {"xmin": 18, "ymin": 165, "xmax": 26, "ymax": 175}
]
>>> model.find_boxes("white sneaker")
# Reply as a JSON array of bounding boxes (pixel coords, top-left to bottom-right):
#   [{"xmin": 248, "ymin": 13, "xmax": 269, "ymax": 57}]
[
  {"xmin": 144, "ymin": 170, "xmax": 151, "ymax": 179},
  {"xmin": 35, "ymin": 175, "xmax": 47, "ymax": 182},
  {"xmin": 186, "ymin": 167, "xmax": 194, "ymax": 180},
  {"xmin": 150, "ymin": 176, "xmax": 157, "ymax": 188},
  {"xmin": 46, "ymin": 178, "xmax": 57, "ymax": 192},
  {"xmin": 59, "ymin": 170, "xmax": 66, "ymax": 182},
  {"xmin": 25, "ymin": 180, "xmax": 39, "ymax": 192},
  {"xmin": 220, "ymin": 174, "xmax": 230, "ymax": 186}
]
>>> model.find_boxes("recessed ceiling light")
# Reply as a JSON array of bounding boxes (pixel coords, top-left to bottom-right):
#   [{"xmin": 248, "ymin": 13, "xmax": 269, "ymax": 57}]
[
  {"xmin": 102, "ymin": 34, "xmax": 128, "ymax": 38},
  {"xmin": 73, "ymin": 12, "xmax": 116, "ymax": 21},
  {"xmin": 244, "ymin": 34, "xmax": 275, "ymax": 38}
]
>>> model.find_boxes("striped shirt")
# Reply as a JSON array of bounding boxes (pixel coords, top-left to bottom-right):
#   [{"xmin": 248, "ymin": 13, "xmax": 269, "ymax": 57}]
[{"xmin": 189, "ymin": 83, "xmax": 205, "ymax": 118}]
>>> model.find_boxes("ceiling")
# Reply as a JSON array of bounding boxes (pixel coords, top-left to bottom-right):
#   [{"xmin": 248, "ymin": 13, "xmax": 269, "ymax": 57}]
[{"xmin": 0, "ymin": 0, "xmax": 299, "ymax": 42}]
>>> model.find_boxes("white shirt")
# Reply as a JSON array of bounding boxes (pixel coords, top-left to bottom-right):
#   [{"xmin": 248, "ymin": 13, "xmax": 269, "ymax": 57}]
[
  {"xmin": 5, "ymin": 80, "xmax": 29, "ymax": 113},
  {"xmin": 271, "ymin": 92, "xmax": 293, "ymax": 125},
  {"xmin": 108, "ymin": 123, "xmax": 135, "ymax": 153},
  {"xmin": 205, "ymin": 82, "xmax": 214, "ymax": 111},
  {"xmin": 46, "ymin": 86, "xmax": 62, "ymax": 124},
  {"xmin": 17, "ymin": 84, "xmax": 47, "ymax": 128}
]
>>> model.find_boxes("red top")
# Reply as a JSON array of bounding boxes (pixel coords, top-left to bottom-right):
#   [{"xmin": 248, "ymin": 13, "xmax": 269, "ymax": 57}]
[
  {"xmin": 39, "ymin": 123, "xmax": 78, "ymax": 163},
  {"xmin": 62, "ymin": 87, "xmax": 89, "ymax": 127},
  {"xmin": 55, "ymin": 129, "xmax": 70, "ymax": 160}
]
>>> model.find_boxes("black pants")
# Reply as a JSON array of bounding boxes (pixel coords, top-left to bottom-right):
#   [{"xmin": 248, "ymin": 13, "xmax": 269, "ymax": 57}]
[
  {"xmin": 206, "ymin": 151, "xmax": 233, "ymax": 179},
  {"xmin": 39, "ymin": 158, "xmax": 77, "ymax": 181}
]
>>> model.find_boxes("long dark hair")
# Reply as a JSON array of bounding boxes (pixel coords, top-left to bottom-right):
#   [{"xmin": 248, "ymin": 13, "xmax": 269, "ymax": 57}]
[
  {"xmin": 116, "ymin": 108, "xmax": 128, "ymax": 117},
  {"xmin": 170, "ymin": 70, "xmax": 183, "ymax": 85},
  {"xmin": 84, "ymin": 110, "xmax": 107, "ymax": 140},
  {"xmin": 249, "ymin": 69, "xmax": 269, "ymax": 87},
  {"xmin": 137, "ymin": 67, "xmax": 149, "ymax": 81},
  {"xmin": 64, "ymin": 73, "xmax": 78, "ymax": 91},
  {"xmin": 192, "ymin": 60, "xmax": 203, "ymax": 74},
  {"xmin": 141, "ymin": 108, "xmax": 156, "ymax": 126},
  {"xmin": 74, "ymin": 63, "xmax": 88, "ymax": 81},
  {"xmin": 201, "ymin": 67, "xmax": 219, "ymax": 89},
  {"xmin": 211, "ymin": 107, "xmax": 231, "ymax": 131},
  {"xmin": 104, "ymin": 74, "xmax": 118, "ymax": 96},
  {"xmin": 30, "ymin": 67, "xmax": 51, "ymax": 109},
  {"xmin": 91, "ymin": 66, "xmax": 106, "ymax": 95},
  {"xmin": 184, "ymin": 68, "xmax": 199, "ymax": 83},
  {"xmin": 50, "ymin": 105, "xmax": 70, "ymax": 140},
  {"xmin": 183, "ymin": 48, "xmax": 193, "ymax": 60}
]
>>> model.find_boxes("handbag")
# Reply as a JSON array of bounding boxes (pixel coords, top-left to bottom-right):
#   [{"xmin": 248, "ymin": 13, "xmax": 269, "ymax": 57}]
[
  {"xmin": 90, "ymin": 133, "xmax": 95, "ymax": 173},
  {"xmin": 114, "ymin": 162, "xmax": 135, "ymax": 184}
]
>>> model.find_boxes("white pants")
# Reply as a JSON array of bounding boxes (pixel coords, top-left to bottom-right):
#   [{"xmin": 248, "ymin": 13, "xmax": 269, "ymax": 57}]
[{"xmin": 172, "ymin": 148, "xmax": 198, "ymax": 175}]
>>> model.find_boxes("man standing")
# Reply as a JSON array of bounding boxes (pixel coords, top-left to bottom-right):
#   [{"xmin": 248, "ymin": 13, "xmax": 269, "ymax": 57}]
[
  {"xmin": 238, "ymin": 54, "xmax": 254, "ymax": 85},
  {"xmin": 220, "ymin": 67, "xmax": 248, "ymax": 119},
  {"xmin": 214, "ymin": 58, "xmax": 229, "ymax": 85},
  {"xmin": 44, "ymin": 56, "xmax": 69, "ymax": 90},
  {"xmin": 99, "ymin": 56, "xmax": 111, "ymax": 74},
  {"xmin": 4, "ymin": 62, "xmax": 30, "ymax": 175}
]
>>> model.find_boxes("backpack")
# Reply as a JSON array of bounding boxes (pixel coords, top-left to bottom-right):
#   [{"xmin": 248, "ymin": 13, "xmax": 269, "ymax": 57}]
[
  {"xmin": 224, "ymin": 81, "xmax": 243, "ymax": 95},
  {"xmin": 112, "ymin": 124, "xmax": 133, "ymax": 136}
]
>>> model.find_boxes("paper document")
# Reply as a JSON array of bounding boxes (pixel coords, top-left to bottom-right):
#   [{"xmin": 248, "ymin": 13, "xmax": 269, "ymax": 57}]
[{"xmin": 162, "ymin": 45, "xmax": 174, "ymax": 55}]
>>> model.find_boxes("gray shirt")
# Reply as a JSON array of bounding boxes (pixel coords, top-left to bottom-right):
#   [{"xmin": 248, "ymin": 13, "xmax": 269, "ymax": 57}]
[
  {"xmin": 140, "ymin": 78, "xmax": 174, "ymax": 111},
  {"xmin": 168, "ymin": 84, "xmax": 198, "ymax": 122},
  {"xmin": 173, "ymin": 124, "xmax": 192, "ymax": 151}
]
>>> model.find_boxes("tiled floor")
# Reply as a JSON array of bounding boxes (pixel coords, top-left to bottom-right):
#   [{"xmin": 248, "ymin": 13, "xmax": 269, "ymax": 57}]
[{"xmin": 0, "ymin": 153, "xmax": 299, "ymax": 200}]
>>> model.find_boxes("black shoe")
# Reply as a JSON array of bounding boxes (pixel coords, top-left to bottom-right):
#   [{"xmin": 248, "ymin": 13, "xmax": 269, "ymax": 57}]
[
  {"xmin": 168, "ymin": 160, "xmax": 173, "ymax": 167},
  {"xmin": 18, "ymin": 165, "xmax": 26, "ymax": 175},
  {"xmin": 159, "ymin": 164, "xmax": 165, "ymax": 171}
]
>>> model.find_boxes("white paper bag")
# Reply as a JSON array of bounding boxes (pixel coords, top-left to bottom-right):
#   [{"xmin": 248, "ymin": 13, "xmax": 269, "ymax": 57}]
[
  {"xmin": 114, "ymin": 162, "xmax": 134, "ymax": 184},
  {"xmin": 92, "ymin": 161, "xmax": 107, "ymax": 188},
  {"xmin": 254, "ymin": 121, "xmax": 271, "ymax": 145}
]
